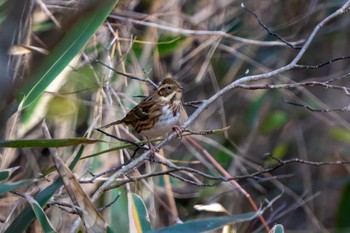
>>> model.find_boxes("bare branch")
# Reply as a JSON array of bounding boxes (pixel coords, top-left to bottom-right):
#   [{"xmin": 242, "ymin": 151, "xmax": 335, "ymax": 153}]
[
  {"xmin": 241, "ymin": 3, "xmax": 302, "ymax": 49},
  {"xmin": 47, "ymin": 200, "xmax": 81, "ymax": 215},
  {"xmin": 95, "ymin": 128, "xmax": 148, "ymax": 150},
  {"xmin": 285, "ymin": 101, "xmax": 350, "ymax": 113},
  {"xmin": 97, "ymin": 192, "xmax": 120, "ymax": 212},
  {"xmin": 295, "ymin": 56, "xmax": 350, "ymax": 69},
  {"xmin": 183, "ymin": 100, "xmax": 206, "ymax": 108},
  {"xmin": 109, "ymin": 14, "xmax": 302, "ymax": 47},
  {"xmin": 236, "ymin": 80, "xmax": 350, "ymax": 96},
  {"xmin": 100, "ymin": 153, "xmax": 350, "ymax": 191},
  {"xmin": 95, "ymin": 59, "xmax": 159, "ymax": 89}
]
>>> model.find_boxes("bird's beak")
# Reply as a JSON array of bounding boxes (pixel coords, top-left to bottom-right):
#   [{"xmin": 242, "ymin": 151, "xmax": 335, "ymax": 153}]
[{"xmin": 179, "ymin": 85, "xmax": 185, "ymax": 92}]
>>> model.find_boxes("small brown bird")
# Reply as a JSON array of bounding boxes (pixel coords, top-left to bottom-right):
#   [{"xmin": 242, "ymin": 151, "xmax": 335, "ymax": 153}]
[{"xmin": 100, "ymin": 77, "xmax": 186, "ymax": 140}]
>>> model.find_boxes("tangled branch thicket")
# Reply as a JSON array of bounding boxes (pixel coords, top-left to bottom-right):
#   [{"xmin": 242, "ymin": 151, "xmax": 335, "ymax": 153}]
[{"xmin": 2, "ymin": 0, "xmax": 350, "ymax": 232}]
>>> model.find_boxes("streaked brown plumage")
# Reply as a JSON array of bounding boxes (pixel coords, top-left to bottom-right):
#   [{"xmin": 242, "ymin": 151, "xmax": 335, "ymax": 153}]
[{"xmin": 100, "ymin": 77, "xmax": 186, "ymax": 138}]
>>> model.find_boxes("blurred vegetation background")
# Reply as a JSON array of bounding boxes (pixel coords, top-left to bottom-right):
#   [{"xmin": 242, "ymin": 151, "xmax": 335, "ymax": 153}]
[{"xmin": 1, "ymin": 0, "xmax": 350, "ymax": 232}]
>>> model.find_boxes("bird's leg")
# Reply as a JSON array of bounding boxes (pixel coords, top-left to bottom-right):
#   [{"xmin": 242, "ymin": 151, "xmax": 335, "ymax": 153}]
[
  {"xmin": 146, "ymin": 137, "xmax": 159, "ymax": 158},
  {"xmin": 172, "ymin": 126, "xmax": 185, "ymax": 139}
]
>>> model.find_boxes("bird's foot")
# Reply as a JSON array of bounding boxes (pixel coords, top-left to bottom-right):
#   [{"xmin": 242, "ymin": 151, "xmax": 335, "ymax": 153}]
[{"xmin": 172, "ymin": 126, "xmax": 185, "ymax": 139}]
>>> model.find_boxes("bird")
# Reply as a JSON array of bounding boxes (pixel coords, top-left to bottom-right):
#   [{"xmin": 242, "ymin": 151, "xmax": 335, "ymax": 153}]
[{"xmin": 99, "ymin": 76, "xmax": 186, "ymax": 151}]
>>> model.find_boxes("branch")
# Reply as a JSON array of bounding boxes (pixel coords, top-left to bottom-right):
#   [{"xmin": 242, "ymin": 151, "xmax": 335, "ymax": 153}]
[
  {"xmin": 241, "ymin": 3, "xmax": 302, "ymax": 49},
  {"xmin": 102, "ymin": 153, "xmax": 350, "ymax": 190},
  {"xmin": 109, "ymin": 13, "xmax": 303, "ymax": 47},
  {"xmin": 95, "ymin": 59, "xmax": 158, "ymax": 89},
  {"xmin": 295, "ymin": 56, "xmax": 350, "ymax": 69},
  {"xmin": 265, "ymin": 153, "xmax": 350, "ymax": 167},
  {"xmin": 285, "ymin": 101, "xmax": 350, "ymax": 113},
  {"xmin": 183, "ymin": 100, "xmax": 206, "ymax": 108},
  {"xmin": 47, "ymin": 200, "xmax": 81, "ymax": 215},
  {"xmin": 236, "ymin": 79, "xmax": 350, "ymax": 96},
  {"xmin": 95, "ymin": 128, "xmax": 148, "ymax": 150},
  {"xmin": 97, "ymin": 192, "xmax": 120, "ymax": 212}
]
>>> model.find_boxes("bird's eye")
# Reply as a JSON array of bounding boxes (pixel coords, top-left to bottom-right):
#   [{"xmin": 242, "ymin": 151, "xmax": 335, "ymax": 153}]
[{"xmin": 167, "ymin": 86, "xmax": 172, "ymax": 90}]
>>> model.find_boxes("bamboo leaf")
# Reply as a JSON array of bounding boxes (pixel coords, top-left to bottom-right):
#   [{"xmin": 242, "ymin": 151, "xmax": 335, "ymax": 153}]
[
  {"xmin": 269, "ymin": 224, "xmax": 284, "ymax": 233},
  {"xmin": 147, "ymin": 211, "xmax": 262, "ymax": 233},
  {"xmin": 4, "ymin": 146, "xmax": 85, "ymax": 233},
  {"xmin": 128, "ymin": 193, "xmax": 151, "ymax": 233},
  {"xmin": 20, "ymin": 0, "xmax": 119, "ymax": 109},
  {"xmin": 0, "ymin": 138, "xmax": 100, "ymax": 148},
  {"xmin": 49, "ymin": 142, "xmax": 107, "ymax": 232},
  {"xmin": 0, "ymin": 166, "xmax": 20, "ymax": 181},
  {"xmin": 24, "ymin": 193, "xmax": 57, "ymax": 233},
  {"xmin": 0, "ymin": 179, "xmax": 33, "ymax": 195}
]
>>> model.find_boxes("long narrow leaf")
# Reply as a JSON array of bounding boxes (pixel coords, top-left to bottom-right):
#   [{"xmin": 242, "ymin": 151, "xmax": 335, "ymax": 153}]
[
  {"xmin": 0, "ymin": 179, "xmax": 33, "ymax": 195},
  {"xmin": 49, "ymin": 144, "xmax": 107, "ymax": 232},
  {"xmin": 147, "ymin": 211, "xmax": 262, "ymax": 233},
  {"xmin": 0, "ymin": 166, "xmax": 20, "ymax": 181},
  {"xmin": 4, "ymin": 146, "xmax": 85, "ymax": 233},
  {"xmin": 24, "ymin": 194, "xmax": 57, "ymax": 233},
  {"xmin": 20, "ymin": 0, "xmax": 118, "ymax": 109},
  {"xmin": 0, "ymin": 138, "xmax": 100, "ymax": 148},
  {"xmin": 269, "ymin": 224, "xmax": 284, "ymax": 233},
  {"xmin": 128, "ymin": 193, "xmax": 151, "ymax": 233}
]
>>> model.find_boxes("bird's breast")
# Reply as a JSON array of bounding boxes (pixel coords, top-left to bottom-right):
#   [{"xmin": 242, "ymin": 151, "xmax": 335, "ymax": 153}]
[{"xmin": 139, "ymin": 105, "xmax": 181, "ymax": 138}]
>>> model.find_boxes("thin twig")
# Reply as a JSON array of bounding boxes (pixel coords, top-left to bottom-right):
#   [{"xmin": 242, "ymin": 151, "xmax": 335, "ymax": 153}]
[
  {"xmin": 295, "ymin": 56, "xmax": 350, "ymax": 69},
  {"xmin": 285, "ymin": 101, "xmax": 350, "ymax": 113},
  {"xmin": 266, "ymin": 153, "xmax": 350, "ymax": 166},
  {"xmin": 47, "ymin": 200, "xmax": 81, "ymax": 215},
  {"xmin": 181, "ymin": 127, "xmax": 230, "ymax": 136},
  {"xmin": 183, "ymin": 100, "xmax": 206, "ymax": 108},
  {"xmin": 109, "ymin": 14, "xmax": 303, "ymax": 47},
  {"xmin": 55, "ymin": 205, "xmax": 80, "ymax": 215},
  {"xmin": 185, "ymin": 136, "xmax": 270, "ymax": 232},
  {"xmin": 95, "ymin": 128, "xmax": 147, "ymax": 150},
  {"xmin": 236, "ymin": 80, "xmax": 350, "ymax": 96},
  {"xmin": 241, "ymin": 3, "xmax": 302, "ymax": 49},
  {"xmin": 97, "ymin": 192, "xmax": 121, "ymax": 211},
  {"xmin": 95, "ymin": 59, "xmax": 158, "ymax": 89},
  {"xmin": 101, "ymin": 151, "xmax": 350, "ymax": 190}
]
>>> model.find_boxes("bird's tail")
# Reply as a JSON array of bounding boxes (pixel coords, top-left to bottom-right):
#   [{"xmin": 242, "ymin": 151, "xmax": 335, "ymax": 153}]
[{"xmin": 98, "ymin": 120, "xmax": 123, "ymax": 129}]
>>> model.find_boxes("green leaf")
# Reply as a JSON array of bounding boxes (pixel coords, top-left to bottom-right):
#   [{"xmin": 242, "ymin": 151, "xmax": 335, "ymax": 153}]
[
  {"xmin": 272, "ymin": 143, "xmax": 288, "ymax": 158},
  {"xmin": 4, "ymin": 145, "xmax": 85, "ymax": 233},
  {"xmin": 0, "ymin": 179, "xmax": 33, "ymax": 195},
  {"xmin": 81, "ymin": 138, "xmax": 162, "ymax": 160},
  {"xmin": 24, "ymin": 194, "xmax": 57, "ymax": 233},
  {"xmin": 129, "ymin": 193, "xmax": 151, "ymax": 233},
  {"xmin": 0, "ymin": 138, "xmax": 100, "ymax": 148},
  {"xmin": 269, "ymin": 224, "xmax": 284, "ymax": 233},
  {"xmin": 81, "ymin": 144, "xmax": 134, "ymax": 159},
  {"xmin": 108, "ymin": 189, "xmax": 129, "ymax": 233},
  {"xmin": 260, "ymin": 111, "xmax": 288, "ymax": 134},
  {"xmin": 147, "ymin": 211, "xmax": 262, "ymax": 233},
  {"xmin": 330, "ymin": 128, "xmax": 350, "ymax": 144},
  {"xmin": 336, "ymin": 181, "xmax": 350, "ymax": 232},
  {"xmin": 265, "ymin": 143, "xmax": 288, "ymax": 167},
  {"xmin": 0, "ymin": 0, "xmax": 8, "ymax": 25},
  {"xmin": 0, "ymin": 166, "xmax": 20, "ymax": 181},
  {"xmin": 46, "ymin": 96, "xmax": 77, "ymax": 117},
  {"xmin": 19, "ymin": 0, "xmax": 119, "ymax": 109},
  {"xmin": 107, "ymin": 226, "xmax": 116, "ymax": 233},
  {"xmin": 157, "ymin": 35, "xmax": 188, "ymax": 57}
]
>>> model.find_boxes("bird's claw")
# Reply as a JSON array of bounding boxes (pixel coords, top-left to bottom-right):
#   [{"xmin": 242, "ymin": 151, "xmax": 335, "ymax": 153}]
[
  {"xmin": 172, "ymin": 126, "xmax": 185, "ymax": 139},
  {"xmin": 148, "ymin": 142, "xmax": 159, "ymax": 154}
]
